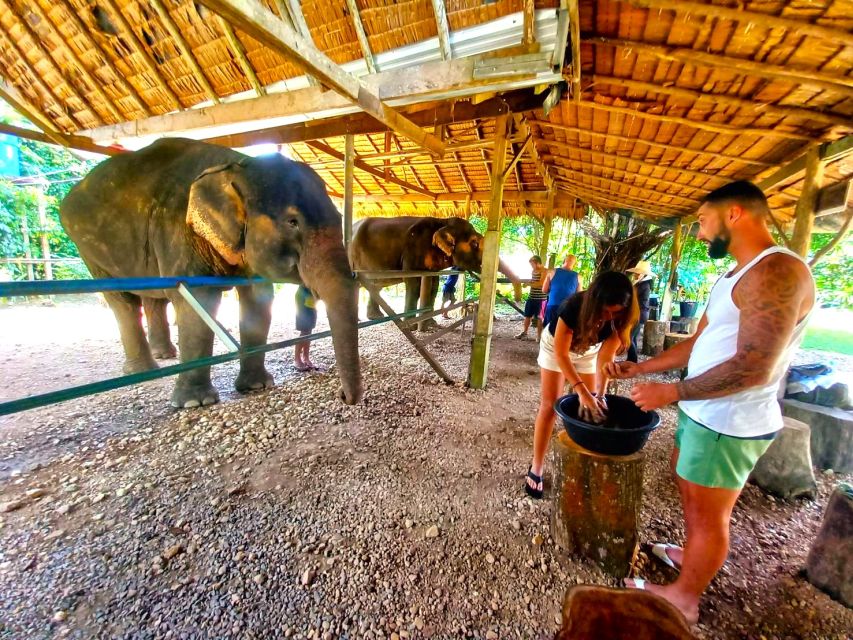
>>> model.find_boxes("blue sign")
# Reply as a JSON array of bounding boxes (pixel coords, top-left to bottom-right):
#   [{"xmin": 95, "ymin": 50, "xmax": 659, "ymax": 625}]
[{"xmin": 0, "ymin": 133, "xmax": 20, "ymax": 177}]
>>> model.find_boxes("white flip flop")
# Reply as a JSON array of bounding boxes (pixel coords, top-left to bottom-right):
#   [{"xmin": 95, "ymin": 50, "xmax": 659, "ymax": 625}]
[
  {"xmin": 623, "ymin": 578, "xmax": 647, "ymax": 590},
  {"xmin": 651, "ymin": 542, "xmax": 682, "ymax": 573}
]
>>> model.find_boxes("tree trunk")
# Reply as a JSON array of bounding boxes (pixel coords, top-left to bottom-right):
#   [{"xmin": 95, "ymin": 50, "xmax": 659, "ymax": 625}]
[
  {"xmin": 551, "ymin": 431, "xmax": 644, "ymax": 577},
  {"xmin": 806, "ymin": 483, "xmax": 853, "ymax": 607},
  {"xmin": 750, "ymin": 417, "xmax": 817, "ymax": 500}
]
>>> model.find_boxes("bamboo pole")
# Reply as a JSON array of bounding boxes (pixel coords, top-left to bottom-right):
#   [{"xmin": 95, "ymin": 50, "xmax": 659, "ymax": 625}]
[
  {"xmin": 218, "ymin": 17, "xmax": 265, "ymax": 96},
  {"xmin": 36, "ymin": 184, "xmax": 52, "ymax": 281},
  {"xmin": 430, "ymin": 0, "xmax": 452, "ymax": 61},
  {"xmin": 590, "ymin": 75, "xmax": 851, "ymax": 130},
  {"xmin": 345, "ymin": 0, "xmax": 377, "ymax": 73},
  {"xmin": 20, "ymin": 210, "xmax": 34, "ymax": 282},
  {"xmin": 809, "ymin": 208, "xmax": 852, "ymax": 267},
  {"xmin": 530, "ymin": 118, "xmax": 772, "ymax": 167},
  {"xmin": 344, "ymin": 134, "xmax": 354, "ymax": 248},
  {"xmin": 575, "ymin": 98, "xmax": 812, "ymax": 142},
  {"xmin": 469, "ymin": 115, "xmax": 509, "ymax": 389},
  {"xmin": 790, "ymin": 147, "xmax": 826, "ymax": 258},
  {"xmin": 540, "ymin": 190, "xmax": 555, "ymax": 260},
  {"xmin": 661, "ymin": 223, "xmax": 683, "ymax": 322},
  {"xmin": 100, "ymin": 0, "xmax": 183, "ymax": 111},
  {"xmin": 555, "ymin": 183, "xmax": 685, "ymax": 218},
  {"xmin": 589, "ymin": 37, "xmax": 853, "ymax": 99},
  {"xmin": 553, "ymin": 177, "xmax": 687, "ymax": 213},
  {"xmin": 150, "ymin": 0, "xmax": 220, "ymax": 104},
  {"xmin": 568, "ymin": 0, "xmax": 580, "ymax": 101}
]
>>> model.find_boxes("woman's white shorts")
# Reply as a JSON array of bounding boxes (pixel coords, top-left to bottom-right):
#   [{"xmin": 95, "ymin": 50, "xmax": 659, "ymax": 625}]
[{"xmin": 537, "ymin": 328, "xmax": 601, "ymax": 375}]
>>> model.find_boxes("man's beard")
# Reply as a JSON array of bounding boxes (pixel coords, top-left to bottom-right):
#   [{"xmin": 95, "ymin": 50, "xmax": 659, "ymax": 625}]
[{"xmin": 706, "ymin": 233, "xmax": 730, "ymax": 259}]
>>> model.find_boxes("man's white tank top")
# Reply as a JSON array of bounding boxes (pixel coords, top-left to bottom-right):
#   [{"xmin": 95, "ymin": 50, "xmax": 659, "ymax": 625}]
[{"xmin": 679, "ymin": 246, "xmax": 814, "ymax": 437}]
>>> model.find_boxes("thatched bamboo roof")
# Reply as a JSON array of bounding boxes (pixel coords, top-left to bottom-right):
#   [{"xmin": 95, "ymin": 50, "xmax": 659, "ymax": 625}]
[{"xmin": 0, "ymin": 0, "xmax": 850, "ymax": 226}]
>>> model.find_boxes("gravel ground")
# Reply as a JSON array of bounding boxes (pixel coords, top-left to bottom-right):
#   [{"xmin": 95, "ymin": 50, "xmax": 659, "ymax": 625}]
[{"xmin": 0, "ymin": 299, "xmax": 851, "ymax": 640}]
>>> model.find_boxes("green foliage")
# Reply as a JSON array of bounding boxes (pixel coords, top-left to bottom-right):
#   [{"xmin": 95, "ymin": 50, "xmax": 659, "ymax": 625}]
[
  {"xmin": 809, "ymin": 232, "xmax": 852, "ymax": 308},
  {"xmin": 647, "ymin": 232, "xmax": 731, "ymax": 303}
]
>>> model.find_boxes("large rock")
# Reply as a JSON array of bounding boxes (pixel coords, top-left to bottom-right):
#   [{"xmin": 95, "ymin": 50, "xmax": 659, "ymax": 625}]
[
  {"xmin": 750, "ymin": 417, "xmax": 817, "ymax": 500},
  {"xmin": 782, "ymin": 399, "xmax": 853, "ymax": 473},
  {"xmin": 806, "ymin": 483, "xmax": 853, "ymax": 608}
]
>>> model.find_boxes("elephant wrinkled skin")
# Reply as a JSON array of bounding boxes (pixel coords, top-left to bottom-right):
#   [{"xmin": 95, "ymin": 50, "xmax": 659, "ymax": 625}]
[
  {"xmin": 60, "ymin": 138, "xmax": 362, "ymax": 408},
  {"xmin": 349, "ymin": 216, "xmax": 521, "ymax": 329}
]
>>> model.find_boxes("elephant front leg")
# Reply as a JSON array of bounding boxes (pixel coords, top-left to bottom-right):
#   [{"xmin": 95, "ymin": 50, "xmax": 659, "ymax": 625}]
[
  {"xmin": 417, "ymin": 276, "xmax": 440, "ymax": 332},
  {"xmin": 103, "ymin": 291, "xmax": 159, "ymax": 374},
  {"xmin": 235, "ymin": 283, "xmax": 274, "ymax": 393},
  {"xmin": 170, "ymin": 289, "xmax": 222, "ymax": 409},
  {"xmin": 143, "ymin": 298, "xmax": 177, "ymax": 359}
]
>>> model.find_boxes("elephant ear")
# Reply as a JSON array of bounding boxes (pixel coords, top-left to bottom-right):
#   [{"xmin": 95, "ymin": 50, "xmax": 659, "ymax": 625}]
[
  {"xmin": 432, "ymin": 226, "xmax": 456, "ymax": 256},
  {"xmin": 187, "ymin": 163, "xmax": 247, "ymax": 267}
]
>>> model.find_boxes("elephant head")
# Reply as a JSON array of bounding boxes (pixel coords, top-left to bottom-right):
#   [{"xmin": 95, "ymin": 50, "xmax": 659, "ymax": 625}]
[
  {"xmin": 186, "ymin": 154, "xmax": 362, "ymax": 405},
  {"xmin": 432, "ymin": 216, "xmax": 522, "ymax": 300}
]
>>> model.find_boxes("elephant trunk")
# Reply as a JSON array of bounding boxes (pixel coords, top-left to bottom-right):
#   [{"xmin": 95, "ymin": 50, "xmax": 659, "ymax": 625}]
[{"xmin": 299, "ymin": 229, "xmax": 363, "ymax": 405}]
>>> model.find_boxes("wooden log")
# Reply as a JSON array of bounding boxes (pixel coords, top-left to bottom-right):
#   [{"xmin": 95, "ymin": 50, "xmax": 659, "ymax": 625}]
[
  {"xmin": 664, "ymin": 332, "xmax": 690, "ymax": 351},
  {"xmin": 643, "ymin": 320, "xmax": 667, "ymax": 356},
  {"xmin": 806, "ymin": 483, "xmax": 853, "ymax": 607},
  {"xmin": 750, "ymin": 417, "xmax": 817, "ymax": 500},
  {"xmin": 557, "ymin": 584, "xmax": 697, "ymax": 640},
  {"xmin": 551, "ymin": 431, "xmax": 644, "ymax": 577}
]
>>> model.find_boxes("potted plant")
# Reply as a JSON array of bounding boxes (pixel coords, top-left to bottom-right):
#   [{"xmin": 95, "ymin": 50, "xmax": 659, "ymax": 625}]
[{"xmin": 675, "ymin": 274, "xmax": 712, "ymax": 318}]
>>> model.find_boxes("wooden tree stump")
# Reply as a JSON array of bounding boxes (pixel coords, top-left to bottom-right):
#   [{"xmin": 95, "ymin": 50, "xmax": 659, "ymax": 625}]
[
  {"xmin": 750, "ymin": 417, "xmax": 817, "ymax": 500},
  {"xmin": 643, "ymin": 320, "xmax": 667, "ymax": 356},
  {"xmin": 664, "ymin": 332, "xmax": 691, "ymax": 350},
  {"xmin": 556, "ymin": 585, "xmax": 697, "ymax": 640},
  {"xmin": 551, "ymin": 431, "xmax": 644, "ymax": 578},
  {"xmin": 806, "ymin": 483, "xmax": 853, "ymax": 607}
]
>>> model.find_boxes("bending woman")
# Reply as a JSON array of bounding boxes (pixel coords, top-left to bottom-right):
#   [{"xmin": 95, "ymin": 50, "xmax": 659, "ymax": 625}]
[{"xmin": 525, "ymin": 271, "xmax": 639, "ymax": 499}]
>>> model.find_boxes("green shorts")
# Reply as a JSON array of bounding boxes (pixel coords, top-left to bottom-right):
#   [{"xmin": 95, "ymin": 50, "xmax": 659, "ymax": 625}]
[{"xmin": 674, "ymin": 410, "xmax": 776, "ymax": 490}]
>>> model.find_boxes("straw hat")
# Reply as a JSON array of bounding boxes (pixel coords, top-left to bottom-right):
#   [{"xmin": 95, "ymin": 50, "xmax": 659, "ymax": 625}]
[{"xmin": 627, "ymin": 260, "xmax": 654, "ymax": 276}]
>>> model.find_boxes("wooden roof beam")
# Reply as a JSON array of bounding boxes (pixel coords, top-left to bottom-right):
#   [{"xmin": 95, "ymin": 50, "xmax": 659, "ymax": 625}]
[
  {"xmin": 627, "ymin": 0, "xmax": 853, "ymax": 48},
  {"xmin": 590, "ymin": 75, "xmax": 851, "ymax": 130},
  {"xmin": 550, "ymin": 166, "xmax": 700, "ymax": 205},
  {"xmin": 100, "ymin": 0, "xmax": 182, "ymax": 111},
  {"xmin": 554, "ymin": 177, "xmax": 687, "ymax": 213},
  {"xmin": 555, "ymin": 183, "xmax": 685, "ymax": 217},
  {"xmin": 345, "ymin": 0, "xmax": 377, "ymax": 73},
  {"xmin": 430, "ymin": 0, "xmax": 452, "ymax": 61},
  {"xmin": 758, "ymin": 135, "xmax": 853, "ymax": 193},
  {"xmin": 218, "ymin": 18, "xmax": 265, "ymax": 96},
  {"xmin": 23, "ymin": 0, "xmax": 124, "ymax": 123},
  {"xmin": 199, "ymin": 0, "xmax": 445, "ymax": 157},
  {"xmin": 306, "ymin": 140, "xmax": 436, "ymax": 198},
  {"xmin": 530, "ymin": 119, "xmax": 773, "ymax": 167},
  {"xmin": 589, "ymin": 37, "xmax": 853, "ymax": 99},
  {"xmin": 575, "ymin": 98, "xmax": 813, "ymax": 142},
  {"xmin": 55, "ymin": 0, "xmax": 151, "ymax": 117},
  {"xmin": 0, "ymin": 121, "xmax": 123, "ymax": 156},
  {"xmin": 0, "ymin": 79, "xmax": 73, "ymax": 147},
  {"xmin": 1, "ymin": 0, "xmax": 105, "ymax": 125},
  {"xmin": 513, "ymin": 114, "xmax": 555, "ymax": 191},
  {"xmin": 150, "ymin": 0, "xmax": 220, "ymax": 104},
  {"xmin": 567, "ymin": 0, "xmax": 580, "ymax": 101}
]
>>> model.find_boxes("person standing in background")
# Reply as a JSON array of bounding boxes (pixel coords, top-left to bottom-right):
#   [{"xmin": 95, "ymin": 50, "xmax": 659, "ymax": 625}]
[
  {"xmin": 294, "ymin": 284, "xmax": 318, "ymax": 372},
  {"xmin": 626, "ymin": 260, "xmax": 655, "ymax": 363},
  {"xmin": 441, "ymin": 269, "xmax": 460, "ymax": 319},
  {"xmin": 515, "ymin": 255, "xmax": 549, "ymax": 342},
  {"xmin": 543, "ymin": 254, "xmax": 582, "ymax": 327}
]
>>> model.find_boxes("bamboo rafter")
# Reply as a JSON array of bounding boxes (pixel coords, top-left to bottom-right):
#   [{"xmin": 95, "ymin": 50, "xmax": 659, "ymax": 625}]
[
  {"xmin": 550, "ymin": 166, "xmax": 701, "ymax": 205},
  {"xmin": 345, "ymin": 0, "xmax": 377, "ymax": 73},
  {"xmin": 218, "ymin": 17, "xmax": 265, "ymax": 96},
  {"xmin": 554, "ymin": 177, "xmax": 687, "ymax": 213}
]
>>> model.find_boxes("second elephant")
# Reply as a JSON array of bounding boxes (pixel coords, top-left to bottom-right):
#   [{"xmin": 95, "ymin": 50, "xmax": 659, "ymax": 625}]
[{"xmin": 349, "ymin": 216, "xmax": 521, "ymax": 329}]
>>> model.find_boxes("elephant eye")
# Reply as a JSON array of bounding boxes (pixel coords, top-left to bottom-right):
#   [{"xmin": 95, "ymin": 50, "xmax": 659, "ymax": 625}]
[{"xmin": 287, "ymin": 218, "xmax": 299, "ymax": 228}]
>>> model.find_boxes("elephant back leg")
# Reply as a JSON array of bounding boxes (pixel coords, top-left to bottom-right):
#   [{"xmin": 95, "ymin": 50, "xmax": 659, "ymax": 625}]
[
  {"xmin": 169, "ymin": 288, "xmax": 223, "ymax": 408},
  {"xmin": 416, "ymin": 276, "xmax": 440, "ymax": 332},
  {"xmin": 235, "ymin": 283, "xmax": 274, "ymax": 393},
  {"xmin": 143, "ymin": 298, "xmax": 177, "ymax": 359},
  {"xmin": 102, "ymin": 291, "xmax": 159, "ymax": 374}
]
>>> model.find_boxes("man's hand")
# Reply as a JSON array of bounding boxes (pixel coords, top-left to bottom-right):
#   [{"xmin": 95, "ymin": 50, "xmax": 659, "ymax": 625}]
[
  {"xmin": 603, "ymin": 361, "xmax": 643, "ymax": 379},
  {"xmin": 630, "ymin": 382, "xmax": 679, "ymax": 411}
]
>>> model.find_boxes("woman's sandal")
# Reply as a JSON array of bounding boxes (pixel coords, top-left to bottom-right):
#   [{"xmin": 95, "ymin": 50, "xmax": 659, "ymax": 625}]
[{"xmin": 524, "ymin": 466, "xmax": 544, "ymax": 499}]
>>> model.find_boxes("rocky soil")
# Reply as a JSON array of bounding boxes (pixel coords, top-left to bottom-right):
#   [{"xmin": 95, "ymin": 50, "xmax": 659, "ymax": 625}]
[{"xmin": 0, "ymin": 298, "xmax": 851, "ymax": 639}]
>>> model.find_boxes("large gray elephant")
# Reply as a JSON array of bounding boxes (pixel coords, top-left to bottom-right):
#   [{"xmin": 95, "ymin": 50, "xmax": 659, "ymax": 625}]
[
  {"xmin": 349, "ymin": 216, "xmax": 521, "ymax": 329},
  {"xmin": 60, "ymin": 138, "xmax": 362, "ymax": 407}
]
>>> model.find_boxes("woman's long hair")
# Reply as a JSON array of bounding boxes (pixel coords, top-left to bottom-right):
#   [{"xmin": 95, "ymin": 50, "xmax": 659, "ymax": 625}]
[{"xmin": 572, "ymin": 271, "xmax": 639, "ymax": 354}]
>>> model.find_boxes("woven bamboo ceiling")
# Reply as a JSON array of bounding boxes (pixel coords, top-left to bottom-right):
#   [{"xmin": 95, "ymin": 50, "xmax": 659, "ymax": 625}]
[{"xmin": 0, "ymin": 0, "xmax": 850, "ymax": 226}]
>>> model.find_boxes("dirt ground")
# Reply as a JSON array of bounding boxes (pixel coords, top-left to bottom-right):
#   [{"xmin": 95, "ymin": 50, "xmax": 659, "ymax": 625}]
[{"xmin": 0, "ymin": 297, "xmax": 851, "ymax": 639}]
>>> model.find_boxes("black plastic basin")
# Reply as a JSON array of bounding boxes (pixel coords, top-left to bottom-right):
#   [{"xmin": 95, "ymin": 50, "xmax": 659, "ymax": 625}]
[{"xmin": 554, "ymin": 394, "xmax": 660, "ymax": 456}]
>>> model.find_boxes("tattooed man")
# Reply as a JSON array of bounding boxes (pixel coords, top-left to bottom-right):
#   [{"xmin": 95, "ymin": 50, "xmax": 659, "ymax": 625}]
[{"xmin": 605, "ymin": 181, "xmax": 815, "ymax": 624}]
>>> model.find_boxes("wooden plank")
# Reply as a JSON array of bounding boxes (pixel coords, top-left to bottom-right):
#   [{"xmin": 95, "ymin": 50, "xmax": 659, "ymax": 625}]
[
  {"xmin": 199, "ymin": 0, "xmax": 445, "ymax": 156},
  {"xmin": 590, "ymin": 37, "xmax": 853, "ymax": 98},
  {"xmin": 100, "ymin": 0, "xmax": 182, "ymax": 111},
  {"xmin": 150, "ymin": 0, "xmax": 220, "ymax": 104},
  {"xmin": 501, "ymin": 135, "xmax": 532, "ymax": 182},
  {"xmin": 627, "ymin": 0, "xmax": 853, "ymax": 48},
  {"xmin": 530, "ymin": 118, "xmax": 772, "ymax": 166},
  {"xmin": 591, "ymin": 75, "xmax": 851, "ymax": 130},
  {"xmin": 568, "ymin": 0, "xmax": 580, "ymax": 100},
  {"xmin": 0, "ymin": 122, "xmax": 122, "ymax": 156},
  {"xmin": 522, "ymin": 0, "xmax": 537, "ymax": 46},
  {"xmin": 218, "ymin": 17, "xmax": 265, "ymax": 96},
  {"xmin": 790, "ymin": 147, "xmax": 826, "ymax": 257},
  {"xmin": 25, "ymin": 0, "xmax": 124, "ymax": 122},
  {"xmin": 306, "ymin": 140, "xmax": 435, "ymax": 197},
  {"xmin": 758, "ymin": 135, "xmax": 853, "ymax": 193},
  {"xmin": 469, "ymin": 114, "xmax": 509, "ymax": 389},
  {"xmin": 345, "ymin": 0, "xmax": 377, "ymax": 73},
  {"xmin": 343, "ymin": 134, "xmax": 354, "ymax": 247},
  {"xmin": 357, "ymin": 276, "xmax": 453, "ymax": 382},
  {"xmin": 575, "ymin": 98, "xmax": 813, "ymax": 142},
  {"xmin": 430, "ymin": 0, "xmax": 452, "ymax": 60}
]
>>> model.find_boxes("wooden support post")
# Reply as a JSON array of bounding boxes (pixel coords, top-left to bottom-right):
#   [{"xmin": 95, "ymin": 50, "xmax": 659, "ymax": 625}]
[
  {"xmin": 551, "ymin": 431, "xmax": 645, "ymax": 578},
  {"xmin": 36, "ymin": 185, "xmax": 52, "ymax": 281},
  {"xmin": 468, "ymin": 115, "xmax": 509, "ymax": 389},
  {"xmin": 790, "ymin": 147, "xmax": 826, "ymax": 258},
  {"xmin": 540, "ymin": 189, "xmax": 554, "ymax": 260},
  {"xmin": 344, "ymin": 134, "xmax": 354, "ymax": 248},
  {"xmin": 660, "ymin": 223, "xmax": 682, "ymax": 322},
  {"xmin": 19, "ymin": 212, "xmax": 34, "ymax": 282}
]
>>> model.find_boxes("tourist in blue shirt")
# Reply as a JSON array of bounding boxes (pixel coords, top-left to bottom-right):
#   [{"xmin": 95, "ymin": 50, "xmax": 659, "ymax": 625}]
[{"xmin": 543, "ymin": 254, "xmax": 582, "ymax": 326}]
